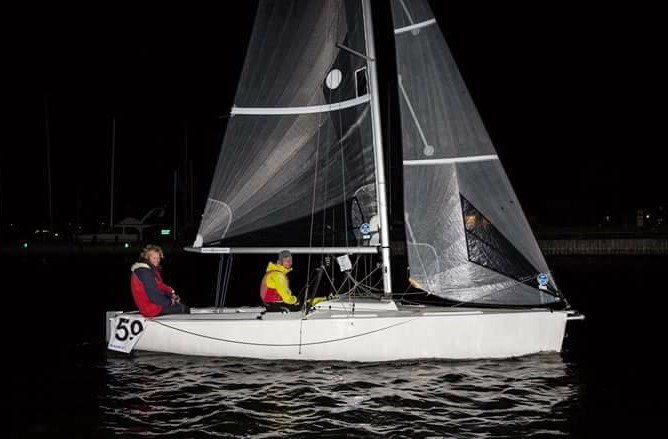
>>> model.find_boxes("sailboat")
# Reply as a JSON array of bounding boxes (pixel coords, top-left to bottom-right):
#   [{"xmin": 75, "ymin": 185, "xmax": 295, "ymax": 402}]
[{"xmin": 107, "ymin": 0, "xmax": 583, "ymax": 361}]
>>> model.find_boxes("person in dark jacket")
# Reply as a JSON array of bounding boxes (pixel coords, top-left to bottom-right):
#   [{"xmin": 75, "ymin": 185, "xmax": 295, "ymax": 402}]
[{"xmin": 130, "ymin": 244, "xmax": 190, "ymax": 317}]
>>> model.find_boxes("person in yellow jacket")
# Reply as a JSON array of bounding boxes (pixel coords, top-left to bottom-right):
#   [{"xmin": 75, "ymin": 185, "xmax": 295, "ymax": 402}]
[
  {"xmin": 260, "ymin": 250, "xmax": 301, "ymax": 312},
  {"xmin": 259, "ymin": 250, "xmax": 332, "ymax": 313}
]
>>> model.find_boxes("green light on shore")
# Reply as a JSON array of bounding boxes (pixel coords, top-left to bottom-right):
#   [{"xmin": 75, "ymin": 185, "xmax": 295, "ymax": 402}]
[
  {"xmin": 160, "ymin": 229, "xmax": 171, "ymax": 236},
  {"xmin": 22, "ymin": 242, "xmax": 28, "ymax": 249}
]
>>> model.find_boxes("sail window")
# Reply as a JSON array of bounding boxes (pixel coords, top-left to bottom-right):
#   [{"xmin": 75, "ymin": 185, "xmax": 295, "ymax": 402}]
[
  {"xmin": 325, "ymin": 68, "xmax": 343, "ymax": 89},
  {"xmin": 461, "ymin": 195, "xmax": 539, "ymax": 284},
  {"xmin": 355, "ymin": 67, "xmax": 368, "ymax": 97}
]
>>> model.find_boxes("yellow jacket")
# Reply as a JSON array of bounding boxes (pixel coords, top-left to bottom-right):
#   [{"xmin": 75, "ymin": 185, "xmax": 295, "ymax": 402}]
[{"xmin": 260, "ymin": 261, "xmax": 298, "ymax": 304}]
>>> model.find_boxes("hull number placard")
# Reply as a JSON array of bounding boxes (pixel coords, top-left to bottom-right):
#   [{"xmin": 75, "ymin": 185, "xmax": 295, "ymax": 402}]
[{"xmin": 108, "ymin": 315, "xmax": 147, "ymax": 353}]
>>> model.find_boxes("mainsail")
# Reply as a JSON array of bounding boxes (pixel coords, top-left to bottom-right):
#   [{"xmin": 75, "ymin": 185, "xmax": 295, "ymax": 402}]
[
  {"xmin": 390, "ymin": 0, "xmax": 559, "ymax": 306},
  {"xmin": 196, "ymin": 0, "xmax": 377, "ymax": 249}
]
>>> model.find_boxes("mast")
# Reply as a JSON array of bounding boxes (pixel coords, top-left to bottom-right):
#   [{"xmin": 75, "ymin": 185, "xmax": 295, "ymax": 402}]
[
  {"xmin": 183, "ymin": 124, "xmax": 189, "ymax": 225},
  {"xmin": 362, "ymin": 0, "xmax": 393, "ymax": 297},
  {"xmin": 44, "ymin": 95, "xmax": 54, "ymax": 231},
  {"xmin": 110, "ymin": 117, "xmax": 116, "ymax": 229},
  {"xmin": 173, "ymin": 170, "xmax": 178, "ymax": 241}
]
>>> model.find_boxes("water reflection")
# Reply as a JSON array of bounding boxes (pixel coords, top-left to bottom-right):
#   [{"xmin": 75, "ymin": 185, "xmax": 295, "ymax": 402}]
[{"xmin": 101, "ymin": 352, "xmax": 580, "ymax": 438}]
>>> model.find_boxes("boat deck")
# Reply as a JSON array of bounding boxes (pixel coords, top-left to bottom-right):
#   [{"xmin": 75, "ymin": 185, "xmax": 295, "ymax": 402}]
[{"xmin": 138, "ymin": 301, "xmax": 560, "ymax": 323}]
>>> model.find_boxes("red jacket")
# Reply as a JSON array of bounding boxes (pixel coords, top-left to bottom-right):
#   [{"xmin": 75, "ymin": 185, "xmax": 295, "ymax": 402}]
[{"xmin": 130, "ymin": 262, "xmax": 174, "ymax": 317}]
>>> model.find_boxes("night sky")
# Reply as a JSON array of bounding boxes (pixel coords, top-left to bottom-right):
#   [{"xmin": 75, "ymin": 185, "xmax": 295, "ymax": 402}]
[{"xmin": 2, "ymin": 2, "xmax": 664, "ymax": 233}]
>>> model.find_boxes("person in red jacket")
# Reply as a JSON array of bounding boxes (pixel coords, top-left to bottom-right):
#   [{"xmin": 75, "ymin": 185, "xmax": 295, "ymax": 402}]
[{"xmin": 130, "ymin": 244, "xmax": 190, "ymax": 317}]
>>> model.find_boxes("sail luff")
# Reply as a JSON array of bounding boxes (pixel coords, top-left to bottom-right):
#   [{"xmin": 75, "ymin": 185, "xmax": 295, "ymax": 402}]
[{"xmin": 362, "ymin": 0, "xmax": 393, "ymax": 297}]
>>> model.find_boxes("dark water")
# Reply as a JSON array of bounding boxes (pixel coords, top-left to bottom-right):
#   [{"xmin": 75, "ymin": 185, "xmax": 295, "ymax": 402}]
[{"xmin": 5, "ymin": 251, "xmax": 667, "ymax": 437}]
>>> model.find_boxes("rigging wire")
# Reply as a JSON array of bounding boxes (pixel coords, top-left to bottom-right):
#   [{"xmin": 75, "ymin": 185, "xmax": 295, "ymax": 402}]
[
  {"xmin": 214, "ymin": 255, "xmax": 223, "ymax": 307},
  {"xmin": 305, "ymin": 106, "xmax": 324, "ymax": 312},
  {"xmin": 300, "ymin": 4, "xmax": 344, "ymax": 353},
  {"xmin": 213, "ymin": 254, "xmax": 233, "ymax": 309}
]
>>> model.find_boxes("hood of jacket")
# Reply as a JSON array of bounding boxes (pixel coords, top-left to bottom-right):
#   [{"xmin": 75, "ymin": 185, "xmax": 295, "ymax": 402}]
[
  {"xmin": 131, "ymin": 262, "xmax": 151, "ymax": 272},
  {"xmin": 266, "ymin": 261, "xmax": 291, "ymax": 274}
]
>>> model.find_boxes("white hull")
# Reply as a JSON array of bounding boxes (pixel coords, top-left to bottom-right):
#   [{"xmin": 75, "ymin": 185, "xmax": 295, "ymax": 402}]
[{"xmin": 107, "ymin": 299, "xmax": 568, "ymax": 362}]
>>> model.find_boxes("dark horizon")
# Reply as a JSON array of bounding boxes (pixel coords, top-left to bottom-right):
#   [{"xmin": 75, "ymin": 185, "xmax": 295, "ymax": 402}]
[{"xmin": 2, "ymin": 2, "xmax": 664, "ymax": 233}]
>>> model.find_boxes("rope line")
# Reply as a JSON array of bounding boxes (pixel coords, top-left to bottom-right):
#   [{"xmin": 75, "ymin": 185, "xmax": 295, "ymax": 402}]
[{"xmin": 150, "ymin": 316, "xmax": 419, "ymax": 347}]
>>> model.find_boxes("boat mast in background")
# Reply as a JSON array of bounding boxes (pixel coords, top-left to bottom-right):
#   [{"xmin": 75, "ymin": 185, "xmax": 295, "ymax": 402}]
[
  {"xmin": 44, "ymin": 95, "xmax": 54, "ymax": 231},
  {"xmin": 110, "ymin": 117, "xmax": 116, "ymax": 229}
]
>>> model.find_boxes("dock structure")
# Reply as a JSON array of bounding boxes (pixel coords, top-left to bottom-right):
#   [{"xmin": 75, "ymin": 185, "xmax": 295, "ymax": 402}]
[
  {"xmin": 538, "ymin": 238, "xmax": 668, "ymax": 255},
  {"xmin": 2, "ymin": 227, "xmax": 668, "ymax": 256}
]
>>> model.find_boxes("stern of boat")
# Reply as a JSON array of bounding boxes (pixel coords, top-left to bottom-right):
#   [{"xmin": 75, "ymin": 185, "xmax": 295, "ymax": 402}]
[{"xmin": 105, "ymin": 310, "xmax": 124, "ymax": 342}]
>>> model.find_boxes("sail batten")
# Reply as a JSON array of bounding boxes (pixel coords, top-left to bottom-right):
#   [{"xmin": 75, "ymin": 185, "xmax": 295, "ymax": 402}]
[
  {"xmin": 394, "ymin": 18, "xmax": 436, "ymax": 34},
  {"xmin": 404, "ymin": 155, "xmax": 499, "ymax": 166},
  {"xmin": 231, "ymin": 94, "xmax": 370, "ymax": 116}
]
